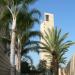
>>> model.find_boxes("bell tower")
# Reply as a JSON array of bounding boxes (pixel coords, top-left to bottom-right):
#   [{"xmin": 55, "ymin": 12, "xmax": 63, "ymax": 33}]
[{"xmin": 40, "ymin": 13, "xmax": 54, "ymax": 69}]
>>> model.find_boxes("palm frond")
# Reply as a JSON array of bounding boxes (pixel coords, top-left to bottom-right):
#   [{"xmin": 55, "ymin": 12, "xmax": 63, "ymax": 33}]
[
  {"xmin": 40, "ymin": 27, "xmax": 75, "ymax": 66},
  {"xmin": 21, "ymin": 55, "xmax": 33, "ymax": 65},
  {"xmin": 23, "ymin": 0, "xmax": 37, "ymax": 5},
  {"xmin": 28, "ymin": 31, "xmax": 41, "ymax": 37},
  {"xmin": 21, "ymin": 46, "xmax": 39, "ymax": 55},
  {"xmin": 59, "ymin": 57, "xmax": 67, "ymax": 64},
  {"xmin": 0, "ymin": 0, "xmax": 8, "ymax": 5},
  {"xmin": 30, "ymin": 9, "xmax": 41, "ymax": 18},
  {"xmin": 0, "ymin": 36, "xmax": 10, "ymax": 43},
  {"xmin": 26, "ymin": 41, "xmax": 49, "ymax": 49},
  {"xmin": 59, "ymin": 33, "xmax": 69, "ymax": 44}
]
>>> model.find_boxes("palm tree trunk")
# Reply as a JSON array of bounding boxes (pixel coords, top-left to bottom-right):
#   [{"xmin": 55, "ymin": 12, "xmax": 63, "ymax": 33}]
[
  {"xmin": 55, "ymin": 61, "xmax": 59, "ymax": 75},
  {"xmin": 16, "ymin": 49, "xmax": 21, "ymax": 75},
  {"xmin": 10, "ymin": 16, "xmax": 16, "ymax": 75},
  {"xmin": 16, "ymin": 37, "xmax": 21, "ymax": 75},
  {"xmin": 18, "ymin": 48, "xmax": 21, "ymax": 75},
  {"xmin": 52, "ymin": 52, "xmax": 59, "ymax": 75}
]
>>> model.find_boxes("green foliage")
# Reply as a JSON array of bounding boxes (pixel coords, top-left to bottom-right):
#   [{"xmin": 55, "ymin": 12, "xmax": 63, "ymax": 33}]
[
  {"xmin": 21, "ymin": 61, "xmax": 31, "ymax": 73},
  {"xmin": 0, "ymin": 0, "xmax": 41, "ymax": 50},
  {"xmin": 39, "ymin": 27, "xmax": 75, "ymax": 75},
  {"xmin": 0, "ymin": 0, "xmax": 37, "ymax": 6},
  {"xmin": 0, "ymin": 0, "xmax": 7, "ymax": 5},
  {"xmin": 38, "ymin": 60, "xmax": 46, "ymax": 71},
  {"xmin": 40, "ymin": 27, "xmax": 75, "ymax": 65},
  {"xmin": 0, "ymin": 0, "xmax": 40, "ymax": 75}
]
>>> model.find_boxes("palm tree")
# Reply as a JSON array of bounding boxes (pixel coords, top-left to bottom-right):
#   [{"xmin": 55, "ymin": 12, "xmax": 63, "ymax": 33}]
[
  {"xmin": 16, "ymin": 30, "xmax": 40, "ymax": 75},
  {"xmin": 26, "ymin": 28, "xmax": 75, "ymax": 75},
  {"xmin": 21, "ymin": 54, "xmax": 33, "ymax": 74},
  {"xmin": 39, "ymin": 28, "xmax": 75, "ymax": 75},
  {"xmin": 0, "ymin": 0, "xmax": 40, "ymax": 75}
]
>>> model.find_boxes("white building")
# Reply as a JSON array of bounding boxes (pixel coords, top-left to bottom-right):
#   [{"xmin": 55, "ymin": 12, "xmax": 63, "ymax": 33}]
[{"xmin": 40, "ymin": 13, "xmax": 54, "ymax": 69}]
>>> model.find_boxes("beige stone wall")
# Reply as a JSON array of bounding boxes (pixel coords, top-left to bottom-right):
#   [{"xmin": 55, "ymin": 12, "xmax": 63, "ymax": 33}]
[
  {"xmin": 40, "ymin": 13, "xmax": 54, "ymax": 69},
  {"xmin": 40, "ymin": 13, "xmax": 54, "ymax": 34},
  {"xmin": 0, "ymin": 47, "xmax": 10, "ymax": 75},
  {"xmin": 65, "ymin": 54, "xmax": 75, "ymax": 75},
  {"xmin": 59, "ymin": 68, "xmax": 66, "ymax": 75}
]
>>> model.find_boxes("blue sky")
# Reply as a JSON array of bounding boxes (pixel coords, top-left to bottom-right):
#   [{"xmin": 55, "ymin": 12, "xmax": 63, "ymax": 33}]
[{"xmin": 28, "ymin": 0, "xmax": 75, "ymax": 67}]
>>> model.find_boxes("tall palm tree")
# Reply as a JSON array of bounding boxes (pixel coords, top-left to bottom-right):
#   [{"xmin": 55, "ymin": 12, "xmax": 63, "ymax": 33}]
[
  {"xmin": 0, "ymin": 9, "xmax": 41, "ymax": 73},
  {"xmin": 0, "ymin": 9, "xmax": 40, "ymax": 74},
  {"xmin": 26, "ymin": 28, "xmax": 75, "ymax": 75},
  {"xmin": 16, "ymin": 30, "xmax": 40, "ymax": 75},
  {"xmin": 39, "ymin": 28, "xmax": 75, "ymax": 75},
  {"xmin": 0, "ymin": 0, "xmax": 40, "ymax": 75}
]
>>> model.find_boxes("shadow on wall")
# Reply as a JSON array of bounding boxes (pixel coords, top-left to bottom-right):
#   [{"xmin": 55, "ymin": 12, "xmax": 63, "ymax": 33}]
[{"xmin": 0, "ymin": 49, "xmax": 10, "ymax": 75}]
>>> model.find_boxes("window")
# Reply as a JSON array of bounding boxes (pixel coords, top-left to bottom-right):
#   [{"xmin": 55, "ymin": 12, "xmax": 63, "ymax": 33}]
[{"xmin": 45, "ymin": 15, "xmax": 49, "ymax": 21}]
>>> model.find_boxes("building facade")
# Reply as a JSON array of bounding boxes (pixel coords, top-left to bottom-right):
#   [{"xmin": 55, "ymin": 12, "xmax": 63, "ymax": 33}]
[
  {"xmin": 0, "ymin": 48, "xmax": 10, "ymax": 75},
  {"xmin": 40, "ymin": 13, "xmax": 54, "ymax": 74},
  {"xmin": 58, "ymin": 54, "xmax": 75, "ymax": 75},
  {"xmin": 65, "ymin": 54, "xmax": 75, "ymax": 75},
  {"xmin": 40, "ymin": 13, "xmax": 75, "ymax": 75},
  {"xmin": 0, "ymin": 28, "xmax": 10, "ymax": 75}
]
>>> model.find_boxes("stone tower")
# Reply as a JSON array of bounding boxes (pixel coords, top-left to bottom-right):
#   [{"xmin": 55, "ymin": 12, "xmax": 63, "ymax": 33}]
[{"xmin": 40, "ymin": 13, "xmax": 54, "ymax": 69}]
